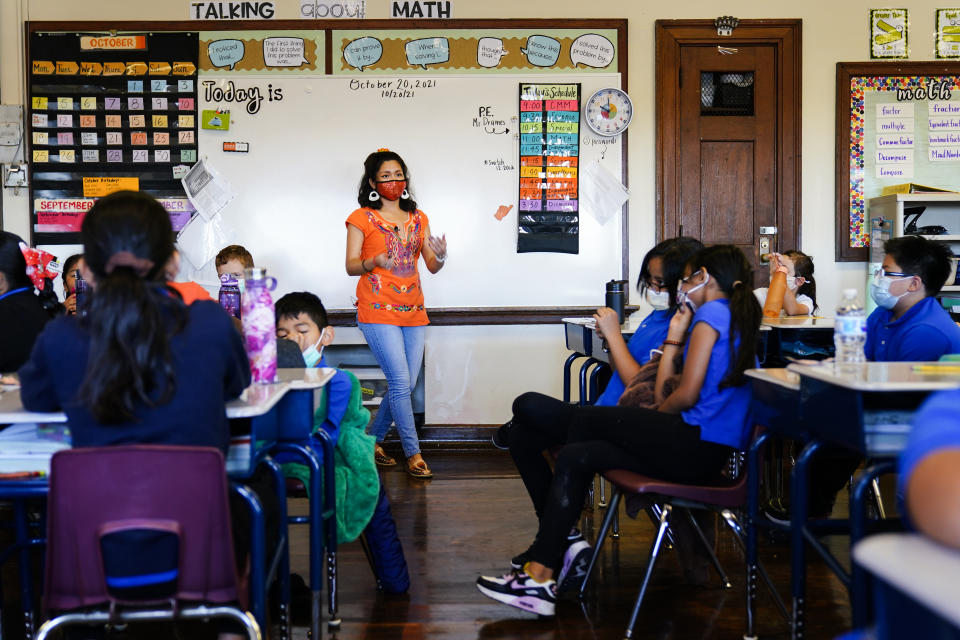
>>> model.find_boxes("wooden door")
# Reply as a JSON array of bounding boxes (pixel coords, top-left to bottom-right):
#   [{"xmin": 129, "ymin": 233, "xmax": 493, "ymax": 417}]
[{"xmin": 657, "ymin": 20, "xmax": 801, "ymax": 287}]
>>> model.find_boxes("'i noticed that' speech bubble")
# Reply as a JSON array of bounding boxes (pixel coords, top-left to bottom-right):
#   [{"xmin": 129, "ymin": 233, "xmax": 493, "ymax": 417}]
[
  {"xmin": 343, "ymin": 36, "xmax": 383, "ymax": 71},
  {"xmin": 477, "ymin": 37, "xmax": 508, "ymax": 68},
  {"xmin": 405, "ymin": 38, "xmax": 450, "ymax": 69},
  {"xmin": 521, "ymin": 35, "xmax": 561, "ymax": 67},
  {"xmin": 263, "ymin": 37, "xmax": 309, "ymax": 67},
  {"xmin": 208, "ymin": 39, "xmax": 245, "ymax": 70},
  {"xmin": 570, "ymin": 33, "xmax": 615, "ymax": 68}
]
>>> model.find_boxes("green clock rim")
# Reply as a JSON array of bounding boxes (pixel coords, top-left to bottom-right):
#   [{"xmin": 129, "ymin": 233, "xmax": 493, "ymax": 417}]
[{"xmin": 584, "ymin": 87, "xmax": 633, "ymax": 137}]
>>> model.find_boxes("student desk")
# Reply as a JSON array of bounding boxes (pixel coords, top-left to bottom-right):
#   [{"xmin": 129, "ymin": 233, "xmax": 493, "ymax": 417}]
[
  {"xmin": 0, "ymin": 379, "xmax": 308, "ymax": 640},
  {"xmin": 748, "ymin": 362, "xmax": 960, "ymax": 640},
  {"xmin": 854, "ymin": 533, "xmax": 960, "ymax": 639},
  {"xmin": 759, "ymin": 316, "xmax": 834, "ymax": 366},
  {"xmin": 562, "ymin": 315, "xmax": 641, "ymax": 405}
]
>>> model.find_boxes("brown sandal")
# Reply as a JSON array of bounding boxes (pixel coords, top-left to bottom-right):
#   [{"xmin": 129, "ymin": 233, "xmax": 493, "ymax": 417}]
[
  {"xmin": 407, "ymin": 460, "xmax": 433, "ymax": 479},
  {"xmin": 374, "ymin": 445, "xmax": 396, "ymax": 467}
]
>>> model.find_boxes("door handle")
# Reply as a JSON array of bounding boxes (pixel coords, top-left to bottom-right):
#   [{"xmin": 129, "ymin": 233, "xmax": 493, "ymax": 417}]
[{"xmin": 758, "ymin": 227, "xmax": 776, "ymax": 263}]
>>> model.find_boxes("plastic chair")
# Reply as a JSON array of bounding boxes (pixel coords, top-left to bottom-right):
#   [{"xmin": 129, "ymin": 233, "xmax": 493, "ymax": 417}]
[
  {"xmin": 578, "ymin": 431, "xmax": 788, "ymax": 640},
  {"xmin": 36, "ymin": 446, "xmax": 261, "ymax": 640}
]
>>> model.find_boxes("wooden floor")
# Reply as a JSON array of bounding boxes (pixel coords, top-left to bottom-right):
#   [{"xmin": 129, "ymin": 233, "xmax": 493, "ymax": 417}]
[{"xmin": 285, "ymin": 450, "xmax": 854, "ymax": 640}]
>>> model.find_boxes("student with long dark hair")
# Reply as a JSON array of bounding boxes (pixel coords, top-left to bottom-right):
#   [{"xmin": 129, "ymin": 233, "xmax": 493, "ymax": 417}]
[
  {"xmin": 477, "ymin": 245, "xmax": 762, "ymax": 617},
  {"xmin": 19, "ymin": 190, "xmax": 250, "ymax": 450},
  {"xmin": 0, "ymin": 231, "xmax": 56, "ymax": 372}
]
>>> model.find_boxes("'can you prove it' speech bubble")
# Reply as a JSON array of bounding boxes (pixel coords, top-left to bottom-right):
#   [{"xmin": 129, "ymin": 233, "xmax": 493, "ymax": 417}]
[{"xmin": 343, "ymin": 36, "xmax": 382, "ymax": 71}]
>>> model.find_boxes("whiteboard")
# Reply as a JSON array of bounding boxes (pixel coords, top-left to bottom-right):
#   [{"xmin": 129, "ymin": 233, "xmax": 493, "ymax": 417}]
[{"xmin": 187, "ymin": 73, "xmax": 624, "ymax": 309}]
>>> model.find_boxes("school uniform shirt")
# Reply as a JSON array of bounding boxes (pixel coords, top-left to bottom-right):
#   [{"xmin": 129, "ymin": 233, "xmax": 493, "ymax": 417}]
[
  {"xmin": 168, "ymin": 280, "xmax": 214, "ymax": 305},
  {"xmin": 594, "ymin": 308, "xmax": 672, "ymax": 407},
  {"xmin": 898, "ymin": 388, "xmax": 960, "ymax": 502},
  {"xmin": 864, "ymin": 296, "xmax": 960, "ymax": 362},
  {"xmin": 753, "ymin": 287, "xmax": 814, "ymax": 315},
  {"xmin": 682, "ymin": 299, "xmax": 754, "ymax": 450},
  {"xmin": 0, "ymin": 287, "xmax": 51, "ymax": 373},
  {"xmin": 346, "ymin": 207, "xmax": 429, "ymax": 327},
  {"xmin": 19, "ymin": 300, "xmax": 250, "ymax": 454}
]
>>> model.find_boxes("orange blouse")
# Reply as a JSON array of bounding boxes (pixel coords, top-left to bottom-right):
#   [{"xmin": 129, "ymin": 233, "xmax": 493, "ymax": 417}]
[{"xmin": 346, "ymin": 207, "xmax": 429, "ymax": 326}]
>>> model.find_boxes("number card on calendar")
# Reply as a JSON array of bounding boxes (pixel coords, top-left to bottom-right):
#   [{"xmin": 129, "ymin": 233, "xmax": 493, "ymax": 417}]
[
  {"xmin": 106, "ymin": 132, "xmax": 123, "ymax": 145},
  {"xmin": 82, "ymin": 149, "xmax": 99, "ymax": 163},
  {"xmin": 104, "ymin": 97, "xmax": 121, "ymax": 110},
  {"xmin": 128, "ymin": 97, "xmax": 144, "ymax": 110},
  {"xmin": 178, "ymin": 130, "xmax": 195, "ymax": 144},
  {"xmin": 105, "ymin": 115, "xmax": 121, "ymax": 128},
  {"xmin": 152, "ymin": 97, "xmax": 168, "ymax": 110},
  {"xmin": 155, "ymin": 149, "xmax": 171, "ymax": 162},
  {"xmin": 154, "ymin": 131, "xmax": 170, "ymax": 145},
  {"xmin": 80, "ymin": 132, "xmax": 97, "ymax": 146},
  {"xmin": 106, "ymin": 149, "xmax": 123, "ymax": 163},
  {"xmin": 130, "ymin": 131, "xmax": 147, "ymax": 145},
  {"xmin": 79, "ymin": 115, "xmax": 96, "ymax": 128},
  {"xmin": 132, "ymin": 149, "xmax": 148, "ymax": 162},
  {"xmin": 56, "ymin": 114, "xmax": 73, "ymax": 127},
  {"xmin": 129, "ymin": 114, "xmax": 146, "ymax": 127}
]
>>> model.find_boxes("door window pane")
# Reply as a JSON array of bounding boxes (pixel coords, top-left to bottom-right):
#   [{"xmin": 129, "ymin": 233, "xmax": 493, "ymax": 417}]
[{"xmin": 700, "ymin": 72, "xmax": 754, "ymax": 116}]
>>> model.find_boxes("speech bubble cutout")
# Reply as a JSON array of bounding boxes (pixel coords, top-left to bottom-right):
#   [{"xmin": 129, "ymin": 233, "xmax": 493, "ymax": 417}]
[
  {"xmin": 343, "ymin": 37, "xmax": 383, "ymax": 71},
  {"xmin": 570, "ymin": 33, "xmax": 615, "ymax": 68},
  {"xmin": 521, "ymin": 35, "xmax": 561, "ymax": 67},
  {"xmin": 405, "ymin": 37, "xmax": 450, "ymax": 69},
  {"xmin": 263, "ymin": 37, "xmax": 309, "ymax": 67},
  {"xmin": 477, "ymin": 37, "xmax": 507, "ymax": 68},
  {"xmin": 208, "ymin": 39, "xmax": 245, "ymax": 70}
]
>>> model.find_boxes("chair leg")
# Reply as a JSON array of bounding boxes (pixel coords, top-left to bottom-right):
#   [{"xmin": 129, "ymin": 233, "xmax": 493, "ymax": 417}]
[
  {"xmin": 599, "ymin": 477, "xmax": 607, "ymax": 508},
  {"xmin": 685, "ymin": 508, "xmax": 730, "ymax": 589},
  {"xmin": 579, "ymin": 490, "xmax": 622, "ymax": 600},
  {"xmin": 612, "ymin": 499, "xmax": 620, "ymax": 539},
  {"xmin": 358, "ymin": 532, "xmax": 383, "ymax": 590},
  {"xmin": 624, "ymin": 504, "xmax": 672, "ymax": 639},
  {"xmin": 647, "ymin": 504, "xmax": 675, "ymax": 549},
  {"xmin": 326, "ymin": 548, "xmax": 339, "ymax": 629},
  {"xmin": 870, "ymin": 478, "xmax": 886, "ymax": 520},
  {"xmin": 720, "ymin": 509, "xmax": 789, "ymax": 623}
]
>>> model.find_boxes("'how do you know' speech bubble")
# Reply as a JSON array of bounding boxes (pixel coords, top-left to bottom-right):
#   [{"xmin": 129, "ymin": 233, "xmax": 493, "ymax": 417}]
[
  {"xmin": 263, "ymin": 37, "xmax": 309, "ymax": 67},
  {"xmin": 343, "ymin": 36, "xmax": 383, "ymax": 71},
  {"xmin": 570, "ymin": 33, "xmax": 615, "ymax": 68},
  {"xmin": 405, "ymin": 38, "xmax": 450, "ymax": 69},
  {"xmin": 477, "ymin": 37, "xmax": 508, "ymax": 68},
  {"xmin": 521, "ymin": 35, "xmax": 561, "ymax": 67},
  {"xmin": 208, "ymin": 39, "xmax": 245, "ymax": 70}
]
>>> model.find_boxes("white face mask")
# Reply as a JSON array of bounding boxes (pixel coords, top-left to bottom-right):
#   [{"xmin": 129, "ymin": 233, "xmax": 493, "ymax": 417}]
[
  {"xmin": 869, "ymin": 275, "xmax": 910, "ymax": 310},
  {"xmin": 645, "ymin": 287, "xmax": 671, "ymax": 310},
  {"xmin": 677, "ymin": 271, "xmax": 710, "ymax": 312},
  {"xmin": 302, "ymin": 328, "xmax": 326, "ymax": 368}
]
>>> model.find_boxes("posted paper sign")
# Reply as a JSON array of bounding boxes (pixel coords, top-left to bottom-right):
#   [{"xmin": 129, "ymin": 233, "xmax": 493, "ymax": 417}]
[
  {"xmin": 936, "ymin": 9, "xmax": 960, "ymax": 59},
  {"xmin": 181, "ymin": 158, "xmax": 235, "ymax": 221},
  {"xmin": 870, "ymin": 9, "xmax": 908, "ymax": 59}
]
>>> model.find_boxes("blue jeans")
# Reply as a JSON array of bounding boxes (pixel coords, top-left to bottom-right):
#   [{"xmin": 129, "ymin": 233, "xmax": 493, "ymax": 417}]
[{"xmin": 359, "ymin": 322, "xmax": 425, "ymax": 458}]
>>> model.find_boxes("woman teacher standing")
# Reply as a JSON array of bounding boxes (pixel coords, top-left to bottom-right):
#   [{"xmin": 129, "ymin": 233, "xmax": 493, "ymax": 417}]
[{"xmin": 346, "ymin": 149, "xmax": 447, "ymax": 479}]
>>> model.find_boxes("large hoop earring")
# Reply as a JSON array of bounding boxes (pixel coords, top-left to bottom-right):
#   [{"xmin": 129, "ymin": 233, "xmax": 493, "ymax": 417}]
[
  {"xmin": 401, "ymin": 188, "xmax": 410, "ymax": 199},
  {"xmin": 368, "ymin": 190, "xmax": 380, "ymax": 202}
]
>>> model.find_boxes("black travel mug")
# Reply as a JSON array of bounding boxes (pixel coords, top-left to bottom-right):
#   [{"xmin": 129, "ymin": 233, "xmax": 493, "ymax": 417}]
[{"xmin": 605, "ymin": 279, "xmax": 628, "ymax": 324}]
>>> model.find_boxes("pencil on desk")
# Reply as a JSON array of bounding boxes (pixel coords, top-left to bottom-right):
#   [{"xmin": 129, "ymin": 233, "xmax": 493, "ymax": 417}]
[
  {"xmin": 0, "ymin": 470, "xmax": 46, "ymax": 480},
  {"xmin": 912, "ymin": 365, "xmax": 960, "ymax": 373}
]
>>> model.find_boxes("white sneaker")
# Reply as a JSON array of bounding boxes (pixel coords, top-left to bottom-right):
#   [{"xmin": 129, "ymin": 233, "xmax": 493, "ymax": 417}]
[{"xmin": 476, "ymin": 571, "xmax": 557, "ymax": 616}]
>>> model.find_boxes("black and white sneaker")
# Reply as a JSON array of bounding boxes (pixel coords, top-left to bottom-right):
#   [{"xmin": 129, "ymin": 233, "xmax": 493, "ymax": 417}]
[
  {"xmin": 491, "ymin": 420, "xmax": 514, "ymax": 450},
  {"xmin": 556, "ymin": 540, "xmax": 592, "ymax": 593},
  {"xmin": 476, "ymin": 571, "xmax": 557, "ymax": 617}
]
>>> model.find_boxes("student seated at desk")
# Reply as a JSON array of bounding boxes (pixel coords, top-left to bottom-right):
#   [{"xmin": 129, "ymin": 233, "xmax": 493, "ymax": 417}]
[
  {"xmin": 16, "ymin": 193, "xmax": 280, "ymax": 610},
  {"xmin": 275, "ymin": 291, "xmax": 410, "ymax": 595},
  {"xmin": 165, "ymin": 248, "xmax": 216, "ymax": 305},
  {"xmin": 900, "ymin": 387, "xmax": 960, "ymax": 549},
  {"xmin": 754, "ymin": 250, "xmax": 817, "ymax": 316},
  {"xmin": 477, "ymin": 245, "xmax": 761, "ymax": 617},
  {"xmin": 492, "ymin": 236, "xmax": 703, "ymax": 450},
  {"xmin": 866, "ymin": 235, "xmax": 960, "ymax": 361},
  {"xmin": 0, "ymin": 232, "xmax": 58, "ymax": 372},
  {"xmin": 216, "ymin": 244, "xmax": 254, "ymax": 283},
  {"xmin": 60, "ymin": 253, "xmax": 83, "ymax": 316}
]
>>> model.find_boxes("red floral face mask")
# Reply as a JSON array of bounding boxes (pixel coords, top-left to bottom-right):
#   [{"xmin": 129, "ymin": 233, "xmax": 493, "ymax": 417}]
[{"xmin": 375, "ymin": 179, "xmax": 406, "ymax": 201}]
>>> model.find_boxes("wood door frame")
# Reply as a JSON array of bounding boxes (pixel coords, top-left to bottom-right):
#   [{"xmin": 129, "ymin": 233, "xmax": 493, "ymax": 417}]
[{"xmin": 655, "ymin": 19, "xmax": 802, "ymax": 254}]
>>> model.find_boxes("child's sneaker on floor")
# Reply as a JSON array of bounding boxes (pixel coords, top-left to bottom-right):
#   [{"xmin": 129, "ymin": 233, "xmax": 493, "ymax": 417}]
[
  {"xmin": 491, "ymin": 420, "xmax": 514, "ymax": 450},
  {"xmin": 510, "ymin": 529, "xmax": 584, "ymax": 571},
  {"xmin": 476, "ymin": 571, "xmax": 557, "ymax": 617},
  {"xmin": 556, "ymin": 540, "xmax": 592, "ymax": 594}
]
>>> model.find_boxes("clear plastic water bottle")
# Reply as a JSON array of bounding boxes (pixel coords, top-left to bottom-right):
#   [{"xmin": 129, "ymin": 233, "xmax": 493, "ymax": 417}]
[
  {"xmin": 834, "ymin": 288, "xmax": 866, "ymax": 365},
  {"xmin": 218, "ymin": 273, "xmax": 241, "ymax": 320},
  {"xmin": 241, "ymin": 267, "xmax": 278, "ymax": 384},
  {"xmin": 74, "ymin": 269, "xmax": 88, "ymax": 318}
]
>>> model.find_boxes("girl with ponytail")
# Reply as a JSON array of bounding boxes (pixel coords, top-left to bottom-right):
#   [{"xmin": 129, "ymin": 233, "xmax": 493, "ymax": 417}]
[
  {"xmin": 20, "ymin": 190, "xmax": 250, "ymax": 453},
  {"xmin": 477, "ymin": 244, "xmax": 764, "ymax": 616}
]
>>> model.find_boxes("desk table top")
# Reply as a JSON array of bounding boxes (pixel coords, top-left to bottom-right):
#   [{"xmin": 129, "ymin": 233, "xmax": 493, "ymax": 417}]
[
  {"xmin": 788, "ymin": 361, "xmax": 960, "ymax": 392},
  {"xmin": 277, "ymin": 367, "xmax": 336, "ymax": 390},
  {"xmin": 762, "ymin": 316, "xmax": 835, "ymax": 329},
  {"xmin": 746, "ymin": 367, "xmax": 801, "ymax": 391}
]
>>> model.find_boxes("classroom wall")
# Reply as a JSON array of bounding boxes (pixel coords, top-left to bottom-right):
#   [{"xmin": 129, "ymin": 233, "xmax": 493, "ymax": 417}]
[{"xmin": 0, "ymin": 0, "xmax": 948, "ymax": 423}]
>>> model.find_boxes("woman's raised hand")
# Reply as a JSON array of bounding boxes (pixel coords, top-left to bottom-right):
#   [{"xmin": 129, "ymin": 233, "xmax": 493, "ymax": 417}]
[{"xmin": 427, "ymin": 234, "xmax": 447, "ymax": 260}]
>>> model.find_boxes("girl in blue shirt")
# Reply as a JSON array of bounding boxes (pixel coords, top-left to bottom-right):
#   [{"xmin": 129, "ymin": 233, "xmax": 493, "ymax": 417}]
[{"xmin": 477, "ymin": 245, "xmax": 762, "ymax": 617}]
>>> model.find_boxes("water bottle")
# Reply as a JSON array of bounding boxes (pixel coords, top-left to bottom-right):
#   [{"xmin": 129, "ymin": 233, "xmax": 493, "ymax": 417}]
[
  {"xmin": 218, "ymin": 273, "xmax": 241, "ymax": 320},
  {"xmin": 605, "ymin": 279, "xmax": 628, "ymax": 324},
  {"xmin": 834, "ymin": 288, "xmax": 866, "ymax": 366},
  {"xmin": 74, "ymin": 269, "xmax": 88, "ymax": 317},
  {"xmin": 241, "ymin": 267, "xmax": 278, "ymax": 384}
]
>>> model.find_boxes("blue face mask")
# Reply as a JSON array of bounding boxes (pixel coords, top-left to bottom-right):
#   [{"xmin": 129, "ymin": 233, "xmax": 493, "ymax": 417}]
[{"xmin": 302, "ymin": 329, "xmax": 326, "ymax": 368}]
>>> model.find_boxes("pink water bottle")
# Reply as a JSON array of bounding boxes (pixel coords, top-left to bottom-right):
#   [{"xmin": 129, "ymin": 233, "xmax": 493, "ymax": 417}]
[{"xmin": 241, "ymin": 267, "xmax": 278, "ymax": 383}]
